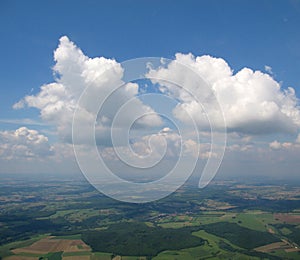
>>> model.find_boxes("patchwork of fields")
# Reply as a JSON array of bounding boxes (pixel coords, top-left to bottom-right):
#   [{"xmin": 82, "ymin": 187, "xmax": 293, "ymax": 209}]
[{"xmin": 1, "ymin": 179, "xmax": 300, "ymax": 259}]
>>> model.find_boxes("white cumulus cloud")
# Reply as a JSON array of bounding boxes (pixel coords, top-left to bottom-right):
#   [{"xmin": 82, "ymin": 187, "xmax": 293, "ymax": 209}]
[
  {"xmin": 14, "ymin": 36, "xmax": 162, "ymax": 144},
  {"xmin": 0, "ymin": 127, "xmax": 53, "ymax": 160},
  {"xmin": 147, "ymin": 53, "xmax": 300, "ymax": 135},
  {"xmin": 11, "ymin": 37, "xmax": 300, "ymax": 173}
]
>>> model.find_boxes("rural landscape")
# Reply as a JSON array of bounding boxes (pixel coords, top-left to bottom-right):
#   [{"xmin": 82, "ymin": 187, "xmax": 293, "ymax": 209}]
[
  {"xmin": 1, "ymin": 176, "xmax": 300, "ymax": 259},
  {"xmin": 1, "ymin": 1, "xmax": 300, "ymax": 260}
]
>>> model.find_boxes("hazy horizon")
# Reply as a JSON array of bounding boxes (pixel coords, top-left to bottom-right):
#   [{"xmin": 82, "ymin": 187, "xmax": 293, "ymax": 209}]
[{"xmin": 1, "ymin": 1, "xmax": 300, "ymax": 196}]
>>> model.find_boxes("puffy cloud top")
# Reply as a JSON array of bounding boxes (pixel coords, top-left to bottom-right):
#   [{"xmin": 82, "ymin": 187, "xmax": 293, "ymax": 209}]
[
  {"xmin": 0, "ymin": 127, "xmax": 53, "ymax": 160},
  {"xmin": 14, "ymin": 36, "xmax": 162, "ymax": 142},
  {"xmin": 14, "ymin": 37, "xmax": 300, "ymax": 145},
  {"xmin": 147, "ymin": 53, "xmax": 300, "ymax": 134}
]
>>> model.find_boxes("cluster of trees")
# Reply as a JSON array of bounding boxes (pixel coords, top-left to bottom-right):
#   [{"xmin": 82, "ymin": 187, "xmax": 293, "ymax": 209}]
[
  {"xmin": 273, "ymin": 223, "xmax": 300, "ymax": 245},
  {"xmin": 82, "ymin": 222, "xmax": 204, "ymax": 256},
  {"xmin": 201, "ymin": 222, "xmax": 279, "ymax": 249},
  {"xmin": 0, "ymin": 216, "xmax": 63, "ymax": 245},
  {"xmin": 218, "ymin": 239, "xmax": 281, "ymax": 259}
]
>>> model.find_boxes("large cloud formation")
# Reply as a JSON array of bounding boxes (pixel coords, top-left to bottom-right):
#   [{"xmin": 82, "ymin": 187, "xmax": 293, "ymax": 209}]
[
  {"xmin": 1, "ymin": 33, "xmax": 300, "ymax": 183},
  {"xmin": 11, "ymin": 36, "xmax": 300, "ymax": 168},
  {"xmin": 147, "ymin": 53, "xmax": 300, "ymax": 134},
  {"xmin": 15, "ymin": 37, "xmax": 300, "ymax": 139},
  {"xmin": 14, "ymin": 36, "xmax": 162, "ymax": 144}
]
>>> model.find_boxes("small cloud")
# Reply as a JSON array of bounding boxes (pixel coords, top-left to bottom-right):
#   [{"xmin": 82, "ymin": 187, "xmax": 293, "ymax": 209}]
[
  {"xmin": 264, "ymin": 65, "xmax": 273, "ymax": 75},
  {"xmin": 269, "ymin": 140, "xmax": 281, "ymax": 150},
  {"xmin": 13, "ymin": 100, "xmax": 25, "ymax": 109},
  {"xmin": 160, "ymin": 127, "xmax": 172, "ymax": 134},
  {"xmin": 269, "ymin": 140, "xmax": 295, "ymax": 150}
]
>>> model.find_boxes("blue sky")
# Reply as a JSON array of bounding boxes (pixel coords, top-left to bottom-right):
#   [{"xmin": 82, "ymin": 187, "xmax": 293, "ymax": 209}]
[
  {"xmin": 1, "ymin": 0, "xmax": 300, "ymax": 109},
  {"xmin": 1, "ymin": 0, "xmax": 300, "ymax": 180}
]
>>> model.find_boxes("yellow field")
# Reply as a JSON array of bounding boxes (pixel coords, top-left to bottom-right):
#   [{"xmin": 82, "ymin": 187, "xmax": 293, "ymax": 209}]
[
  {"xmin": 63, "ymin": 256, "xmax": 90, "ymax": 260},
  {"xmin": 11, "ymin": 236, "xmax": 90, "ymax": 255}
]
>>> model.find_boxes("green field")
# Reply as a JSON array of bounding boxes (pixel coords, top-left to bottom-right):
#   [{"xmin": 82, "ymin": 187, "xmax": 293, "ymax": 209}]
[
  {"xmin": 227, "ymin": 212, "xmax": 269, "ymax": 231},
  {"xmin": 154, "ymin": 230, "xmax": 262, "ymax": 259}
]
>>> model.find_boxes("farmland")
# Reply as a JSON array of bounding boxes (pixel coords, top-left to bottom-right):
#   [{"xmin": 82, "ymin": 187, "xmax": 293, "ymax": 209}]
[{"xmin": 1, "ymin": 176, "xmax": 300, "ymax": 259}]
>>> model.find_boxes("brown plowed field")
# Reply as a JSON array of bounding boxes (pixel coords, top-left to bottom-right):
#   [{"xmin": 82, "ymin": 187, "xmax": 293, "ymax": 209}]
[
  {"xmin": 12, "ymin": 237, "xmax": 90, "ymax": 255},
  {"xmin": 274, "ymin": 213, "xmax": 300, "ymax": 223}
]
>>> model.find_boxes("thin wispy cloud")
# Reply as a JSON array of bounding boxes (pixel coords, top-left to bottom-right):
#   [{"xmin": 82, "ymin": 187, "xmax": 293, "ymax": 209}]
[{"xmin": 0, "ymin": 118, "xmax": 49, "ymax": 126}]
